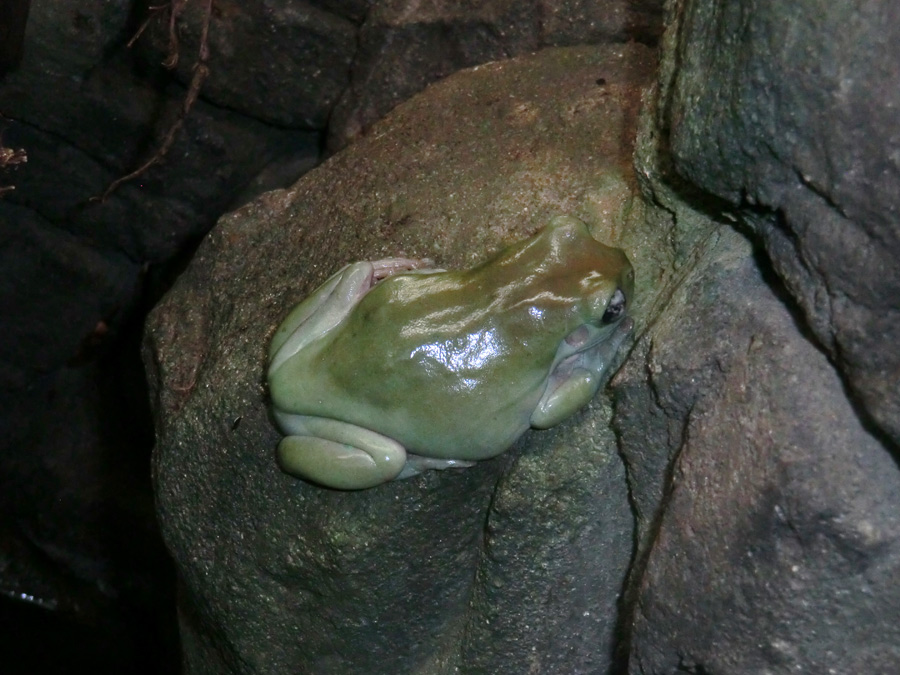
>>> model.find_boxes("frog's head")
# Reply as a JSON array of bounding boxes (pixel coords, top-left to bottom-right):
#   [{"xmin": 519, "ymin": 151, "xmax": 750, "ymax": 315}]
[
  {"xmin": 477, "ymin": 214, "xmax": 634, "ymax": 378},
  {"xmin": 492, "ymin": 215, "xmax": 634, "ymax": 429},
  {"xmin": 509, "ymin": 213, "xmax": 633, "ymax": 327},
  {"xmin": 499, "ymin": 215, "xmax": 632, "ymax": 383},
  {"xmin": 555, "ymin": 217, "xmax": 632, "ymax": 341}
]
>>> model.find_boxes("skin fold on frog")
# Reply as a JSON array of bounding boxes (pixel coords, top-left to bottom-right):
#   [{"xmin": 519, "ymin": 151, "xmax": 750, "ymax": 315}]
[{"xmin": 267, "ymin": 215, "xmax": 634, "ymax": 490}]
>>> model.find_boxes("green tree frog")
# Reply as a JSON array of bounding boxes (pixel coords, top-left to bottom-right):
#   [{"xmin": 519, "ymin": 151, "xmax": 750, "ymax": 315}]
[{"xmin": 267, "ymin": 215, "xmax": 634, "ymax": 490}]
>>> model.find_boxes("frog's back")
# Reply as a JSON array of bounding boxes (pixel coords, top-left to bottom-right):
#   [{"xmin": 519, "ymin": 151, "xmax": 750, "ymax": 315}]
[{"xmin": 270, "ymin": 271, "xmax": 553, "ymax": 459}]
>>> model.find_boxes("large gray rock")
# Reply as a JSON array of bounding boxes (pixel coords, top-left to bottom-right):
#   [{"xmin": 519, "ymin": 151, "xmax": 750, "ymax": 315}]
[
  {"xmin": 616, "ymin": 228, "xmax": 900, "ymax": 672},
  {"xmin": 145, "ymin": 44, "xmax": 656, "ymax": 673},
  {"xmin": 145, "ymin": 2, "xmax": 900, "ymax": 671},
  {"xmin": 657, "ymin": 0, "xmax": 900, "ymax": 446},
  {"xmin": 614, "ymin": 0, "xmax": 900, "ymax": 671}
]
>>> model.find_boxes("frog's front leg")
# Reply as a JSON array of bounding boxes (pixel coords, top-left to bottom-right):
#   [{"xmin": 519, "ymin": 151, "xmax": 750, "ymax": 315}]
[
  {"xmin": 531, "ymin": 318, "xmax": 634, "ymax": 429},
  {"xmin": 274, "ymin": 413, "xmax": 408, "ymax": 489}
]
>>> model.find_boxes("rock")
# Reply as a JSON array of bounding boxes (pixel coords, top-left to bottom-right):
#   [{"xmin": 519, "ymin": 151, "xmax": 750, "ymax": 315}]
[
  {"xmin": 460, "ymin": 412, "xmax": 634, "ymax": 674},
  {"xmin": 145, "ymin": 43, "xmax": 656, "ymax": 673},
  {"xmin": 613, "ymin": 0, "xmax": 900, "ymax": 670},
  {"xmin": 657, "ymin": 0, "xmax": 900, "ymax": 446},
  {"xmin": 1, "ymin": 55, "xmax": 320, "ymax": 263},
  {"xmin": 327, "ymin": 0, "xmax": 664, "ymax": 149},
  {"xmin": 0, "ymin": 205, "xmax": 138, "ymax": 389},
  {"xmin": 0, "ymin": 1, "xmax": 322, "ymax": 379},
  {"xmin": 617, "ymin": 229, "xmax": 900, "ymax": 672},
  {"xmin": 136, "ymin": 0, "xmax": 358, "ymax": 129}
]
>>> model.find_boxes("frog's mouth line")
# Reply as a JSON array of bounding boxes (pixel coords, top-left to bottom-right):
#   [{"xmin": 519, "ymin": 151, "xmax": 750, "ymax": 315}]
[
  {"xmin": 567, "ymin": 315, "xmax": 633, "ymax": 349},
  {"xmin": 584, "ymin": 316, "xmax": 633, "ymax": 353}
]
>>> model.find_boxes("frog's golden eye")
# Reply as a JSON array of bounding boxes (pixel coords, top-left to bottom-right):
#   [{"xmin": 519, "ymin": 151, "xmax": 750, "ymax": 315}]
[{"xmin": 601, "ymin": 288, "xmax": 626, "ymax": 324}]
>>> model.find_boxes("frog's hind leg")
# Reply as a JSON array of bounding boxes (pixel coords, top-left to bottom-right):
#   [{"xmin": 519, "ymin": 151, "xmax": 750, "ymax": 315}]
[
  {"xmin": 268, "ymin": 262, "xmax": 376, "ymax": 372},
  {"xmin": 275, "ymin": 415, "xmax": 407, "ymax": 490}
]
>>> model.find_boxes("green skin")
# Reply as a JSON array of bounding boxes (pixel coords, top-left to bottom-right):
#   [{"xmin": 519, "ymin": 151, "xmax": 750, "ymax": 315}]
[{"xmin": 267, "ymin": 215, "xmax": 634, "ymax": 490}]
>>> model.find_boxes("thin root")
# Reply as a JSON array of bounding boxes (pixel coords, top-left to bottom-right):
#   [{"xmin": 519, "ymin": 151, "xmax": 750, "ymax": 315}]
[{"xmin": 95, "ymin": 0, "xmax": 212, "ymax": 202}]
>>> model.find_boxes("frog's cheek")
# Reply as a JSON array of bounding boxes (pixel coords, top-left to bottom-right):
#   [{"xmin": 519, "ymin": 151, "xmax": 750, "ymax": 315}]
[{"xmin": 275, "ymin": 415, "xmax": 407, "ymax": 490}]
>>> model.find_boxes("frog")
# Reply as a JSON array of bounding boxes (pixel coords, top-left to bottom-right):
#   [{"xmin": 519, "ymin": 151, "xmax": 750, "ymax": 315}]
[{"xmin": 267, "ymin": 215, "xmax": 634, "ymax": 490}]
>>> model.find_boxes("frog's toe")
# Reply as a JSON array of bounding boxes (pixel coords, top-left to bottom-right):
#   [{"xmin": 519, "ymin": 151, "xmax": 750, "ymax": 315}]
[
  {"xmin": 371, "ymin": 258, "xmax": 437, "ymax": 279},
  {"xmin": 396, "ymin": 455, "xmax": 477, "ymax": 480},
  {"xmin": 278, "ymin": 436, "xmax": 406, "ymax": 490}
]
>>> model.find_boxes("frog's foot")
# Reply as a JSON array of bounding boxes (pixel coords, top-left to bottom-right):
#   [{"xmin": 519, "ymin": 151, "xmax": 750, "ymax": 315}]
[
  {"xmin": 396, "ymin": 454, "xmax": 476, "ymax": 480},
  {"xmin": 531, "ymin": 317, "xmax": 634, "ymax": 429},
  {"xmin": 371, "ymin": 257, "xmax": 439, "ymax": 280},
  {"xmin": 531, "ymin": 367, "xmax": 601, "ymax": 429},
  {"xmin": 275, "ymin": 415, "xmax": 407, "ymax": 490}
]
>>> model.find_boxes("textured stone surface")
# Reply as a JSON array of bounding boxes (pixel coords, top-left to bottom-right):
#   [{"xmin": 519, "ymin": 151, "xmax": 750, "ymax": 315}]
[
  {"xmin": 611, "ymin": 0, "xmax": 900, "ymax": 671},
  {"xmin": 618, "ymin": 229, "xmax": 900, "ymax": 673},
  {"xmin": 328, "ymin": 0, "xmax": 663, "ymax": 148},
  {"xmin": 658, "ymin": 0, "xmax": 900, "ymax": 446},
  {"xmin": 146, "ymin": 44, "xmax": 656, "ymax": 673},
  {"xmin": 459, "ymin": 414, "xmax": 633, "ymax": 674},
  {"xmin": 138, "ymin": 0, "xmax": 358, "ymax": 129}
]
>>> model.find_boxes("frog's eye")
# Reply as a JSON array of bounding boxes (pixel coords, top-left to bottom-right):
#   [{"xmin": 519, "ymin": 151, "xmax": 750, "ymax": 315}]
[{"xmin": 601, "ymin": 288, "xmax": 626, "ymax": 324}]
